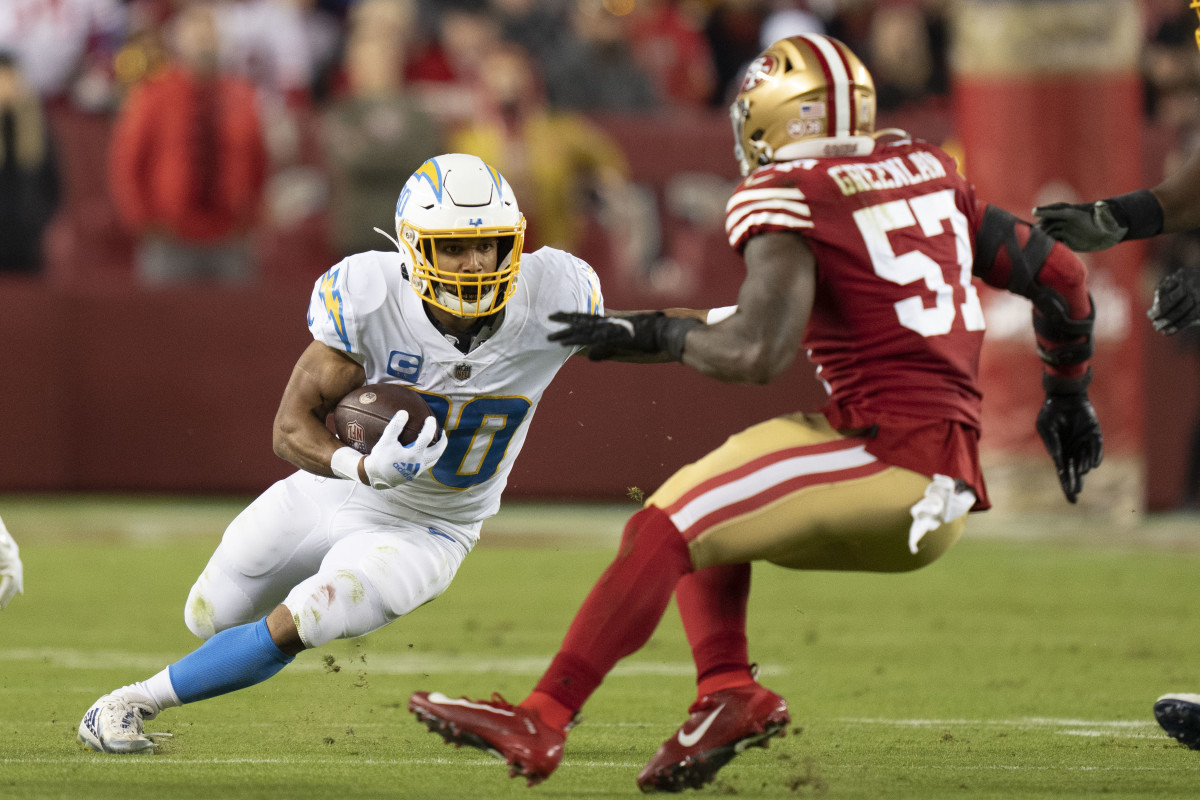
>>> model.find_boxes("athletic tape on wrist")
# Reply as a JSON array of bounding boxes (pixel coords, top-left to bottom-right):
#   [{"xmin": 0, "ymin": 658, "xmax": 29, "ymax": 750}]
[
  {"xmin": 706, "ymin": 305, "xmax": 737, "ymax": 325},
  {"xmin": 331, "ymin": 446, "xmax": 364, "ymax": 483}
]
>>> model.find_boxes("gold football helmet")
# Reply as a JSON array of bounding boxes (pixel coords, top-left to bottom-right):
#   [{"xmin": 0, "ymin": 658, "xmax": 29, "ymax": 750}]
[{"xmin": 730, "ymin": 34, "xmax": 877, "ymax": 176}]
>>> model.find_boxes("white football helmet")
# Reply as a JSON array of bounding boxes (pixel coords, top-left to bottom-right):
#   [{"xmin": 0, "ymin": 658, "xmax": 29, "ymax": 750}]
[
  {"xmin": 393, "ymin": 153, "xmax": 526, "ymax": 318},
  {"xmin": 730, "ymin": 34, "xmax": 877, "ymax": 176}
]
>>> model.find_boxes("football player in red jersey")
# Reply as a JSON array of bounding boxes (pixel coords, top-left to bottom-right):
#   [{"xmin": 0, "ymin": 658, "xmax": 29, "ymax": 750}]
[{"xmin": 409, "ymin": 34, "xmax": 1103, "ymax": 791}]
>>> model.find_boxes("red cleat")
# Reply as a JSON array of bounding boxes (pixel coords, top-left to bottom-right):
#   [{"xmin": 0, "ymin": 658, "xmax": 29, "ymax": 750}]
[
  {"xmin": 636, "ymin": 684, "xmax": 790, "ymax": 793},
  {"xmin": 409, "ymin": 691, "xmax": 566, "ymax": 786}
]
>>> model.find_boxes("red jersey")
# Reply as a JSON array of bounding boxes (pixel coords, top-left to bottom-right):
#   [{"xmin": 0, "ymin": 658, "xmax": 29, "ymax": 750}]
[{"xmin": 725, "ymin": 135, "xmax": 992, "ymax": 507}]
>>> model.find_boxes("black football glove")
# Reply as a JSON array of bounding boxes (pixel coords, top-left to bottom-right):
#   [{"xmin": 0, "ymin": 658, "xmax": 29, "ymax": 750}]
[
  {"xmin": 1032, "ymin": 200, "xmax": 1128, "ymax": 252},
  {"xmin": 1147, "ymin": 268, "xmax": 1200, "ymax": 335},
  {"xmin": 548, "ymin": 311, "xmax": 700, "ymax": 361},
  {"xmin": 1034, "ymin": 189, "xmax": 1163, "ymax": 252},
  {"xmin": 1035, "ymin": 371, "xmax": 1103, "ymax": 504}
]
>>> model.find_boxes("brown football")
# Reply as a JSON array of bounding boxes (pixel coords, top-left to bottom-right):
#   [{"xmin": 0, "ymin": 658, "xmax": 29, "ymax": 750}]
[{"xmin": 331, "ymin": 383, "xmax": 438, "ymax": 455}]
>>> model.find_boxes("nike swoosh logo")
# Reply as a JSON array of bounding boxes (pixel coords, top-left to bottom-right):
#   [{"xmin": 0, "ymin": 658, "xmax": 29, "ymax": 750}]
[
  {"xmin": 677, "ymin": 703, "xmax": 725, "ymax": 747},
  {"xmin": 427, "ymin": 692, "xmax": 515, "ymax": 716}
]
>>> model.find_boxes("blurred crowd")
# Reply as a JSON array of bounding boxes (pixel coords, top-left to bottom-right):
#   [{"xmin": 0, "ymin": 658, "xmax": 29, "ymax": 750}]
[
  {"xmin": 0, "ymin": 0, "xmax": 1190, "ymax": 286},
  {"xmin": 0, "ymin": 0, "xmax": 958, "ymax": 284}
]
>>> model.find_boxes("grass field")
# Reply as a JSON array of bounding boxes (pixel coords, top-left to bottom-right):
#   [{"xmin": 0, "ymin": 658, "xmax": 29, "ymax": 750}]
[{"xmin": 3, "ymin": 496, "xmax": 1200, "ymax": 799}]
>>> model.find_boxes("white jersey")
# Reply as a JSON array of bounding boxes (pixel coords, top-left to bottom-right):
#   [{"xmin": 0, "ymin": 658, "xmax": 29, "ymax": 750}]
[{"xmin": 307, "ymin": 247, "xmax": 603, "ymax": 525}]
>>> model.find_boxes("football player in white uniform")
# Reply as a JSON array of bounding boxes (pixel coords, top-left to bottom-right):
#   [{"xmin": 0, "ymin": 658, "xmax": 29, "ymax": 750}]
[
  {"xmin": 0, "ymin": 515, "xmax": 22, "ymax": 609},
  {"xmin": 77, "ymin": 153, "xmax": 674, "ymax": 753}
]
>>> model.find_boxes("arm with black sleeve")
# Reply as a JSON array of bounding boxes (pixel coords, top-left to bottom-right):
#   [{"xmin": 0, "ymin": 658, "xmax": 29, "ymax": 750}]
[{"xmin": 973, "ymin": 204, "xmax": 1103, "ymax": 503}]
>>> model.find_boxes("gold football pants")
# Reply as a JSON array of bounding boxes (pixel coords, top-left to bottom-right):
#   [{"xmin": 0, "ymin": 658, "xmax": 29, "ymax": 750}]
[{"xmin": 647, "ymin": 413, "xmax": 968, "ymax": 573}]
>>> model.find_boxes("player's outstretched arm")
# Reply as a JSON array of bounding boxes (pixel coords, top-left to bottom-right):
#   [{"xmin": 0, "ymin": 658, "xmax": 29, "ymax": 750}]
[
  {"xmin": 1034, "ymin": 149, "xmax": 1200, "ymax": 336},
  {"xmin": 1032, "ymin": 191, "xmax": 1162, "ymax": 252},
  {"xmin": 272, "ymin": 341, "xmax": 367, "ymax": 478},
  {"xmin": 676, "ymin": 231, "xmax": 814, "ymax": 383},
  {"xmin": 0, "ymin": 516, "xmax": 23, "ymax": 609},
  {"xmin": 554, "ymin": 307, "xmax": 711, "ymax": 364},
  {"xmin": 1143, "ymin": 150, "xmax": 1200, "ymax": 335},
  {"xmin": 1031, "ymin": 147, "xmax": 1200, "ymax": 249},
  {"xmin": 548, "ymin": 232, "xmax": 813, "ymax": 383},
  {"xmin": 1148, "ymin": 146, "xmax": 1200, "ymax": 235}
]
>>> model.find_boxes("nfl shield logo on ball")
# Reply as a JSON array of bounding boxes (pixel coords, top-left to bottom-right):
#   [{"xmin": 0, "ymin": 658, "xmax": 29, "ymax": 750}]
[
  {"xmin": 454, "ymin": 363, "xmax": 472, "ymax": 380},
  {"xmin": 346, "ymin": 421, "xmax": 366, "ymax": 451}
]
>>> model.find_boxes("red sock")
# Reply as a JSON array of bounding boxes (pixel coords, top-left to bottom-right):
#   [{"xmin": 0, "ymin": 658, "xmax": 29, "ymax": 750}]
[
  {"xmin": 695, "ymin": 667, "xmax": 756, "ymax": 698},
  {"xmin": 521, "ymin": 690, "xmax": 576, "ymax": 733},
  {"xmin": 527, "ymin": 507, "xmax": 693, "ymax": 716},
  {"xmin": 675, "ymin": 563, "xmax": 755, "ymax": 698}
]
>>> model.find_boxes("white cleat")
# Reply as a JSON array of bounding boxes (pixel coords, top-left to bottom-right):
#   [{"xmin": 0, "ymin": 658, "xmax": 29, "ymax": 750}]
[{"xmin": 78, "ymin": 690, "xmax": 162, "ymax": 754}]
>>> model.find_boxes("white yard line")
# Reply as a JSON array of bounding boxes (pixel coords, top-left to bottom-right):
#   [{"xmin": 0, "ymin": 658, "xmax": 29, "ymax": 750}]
[
  {"xmin": 1, "ymin": 756, "xmax": 643, "ymax": 768},
  {"xmin": 837, "ymin": 717, "xmax": 1151, "ymax": 728},
  {"xmin": 835, "ymin": 716, "xmax": 1165, "ymax": 739},
  {"xmin": 0, "ymin": 647, "xmax": 788, "ymax": 677},
  {"xmin": 4, "ymin": 757, "xmax": 1198, "ymax": 772}
]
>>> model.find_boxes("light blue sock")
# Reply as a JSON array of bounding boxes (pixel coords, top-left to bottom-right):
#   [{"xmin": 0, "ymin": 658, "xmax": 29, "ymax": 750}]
[{"xmin": 168, "ymin": 617, "xmax": 295, "ymax": 704}]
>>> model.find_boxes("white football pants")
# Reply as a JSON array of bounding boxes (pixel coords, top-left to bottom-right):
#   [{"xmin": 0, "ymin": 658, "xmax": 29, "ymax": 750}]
[{"xmin": 184, "ymin": 471, "xmax": 475, "ymax": 648}]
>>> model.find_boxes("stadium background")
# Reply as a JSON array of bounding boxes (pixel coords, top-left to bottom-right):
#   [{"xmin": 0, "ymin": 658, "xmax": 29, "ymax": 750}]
[{"xmin": 0, "ymin": 0, "xmax": 1195, "ymax": 515}]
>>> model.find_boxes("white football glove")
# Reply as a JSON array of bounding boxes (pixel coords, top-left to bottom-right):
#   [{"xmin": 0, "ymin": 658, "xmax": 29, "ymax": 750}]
[
  {"xmin": 362, "ymin": 411, "xmax": 447, "ymax": 489},
  {"xmin": 0, "ymin": 517, "xmax": 24, "ymax": 609}
]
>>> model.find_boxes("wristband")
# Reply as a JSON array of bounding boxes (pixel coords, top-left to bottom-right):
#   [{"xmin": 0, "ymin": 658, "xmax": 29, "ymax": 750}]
[
  {"xmin": 1105, "ymin": 189, "xmax": 1163, "ymax": 241},
  {"xmin": 658, "ymin": 316, "xmax": 702, "ymax": 361},
  {"xmin": 331, "ymin": 446, "xmax": 365, "ymax": 483}
]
